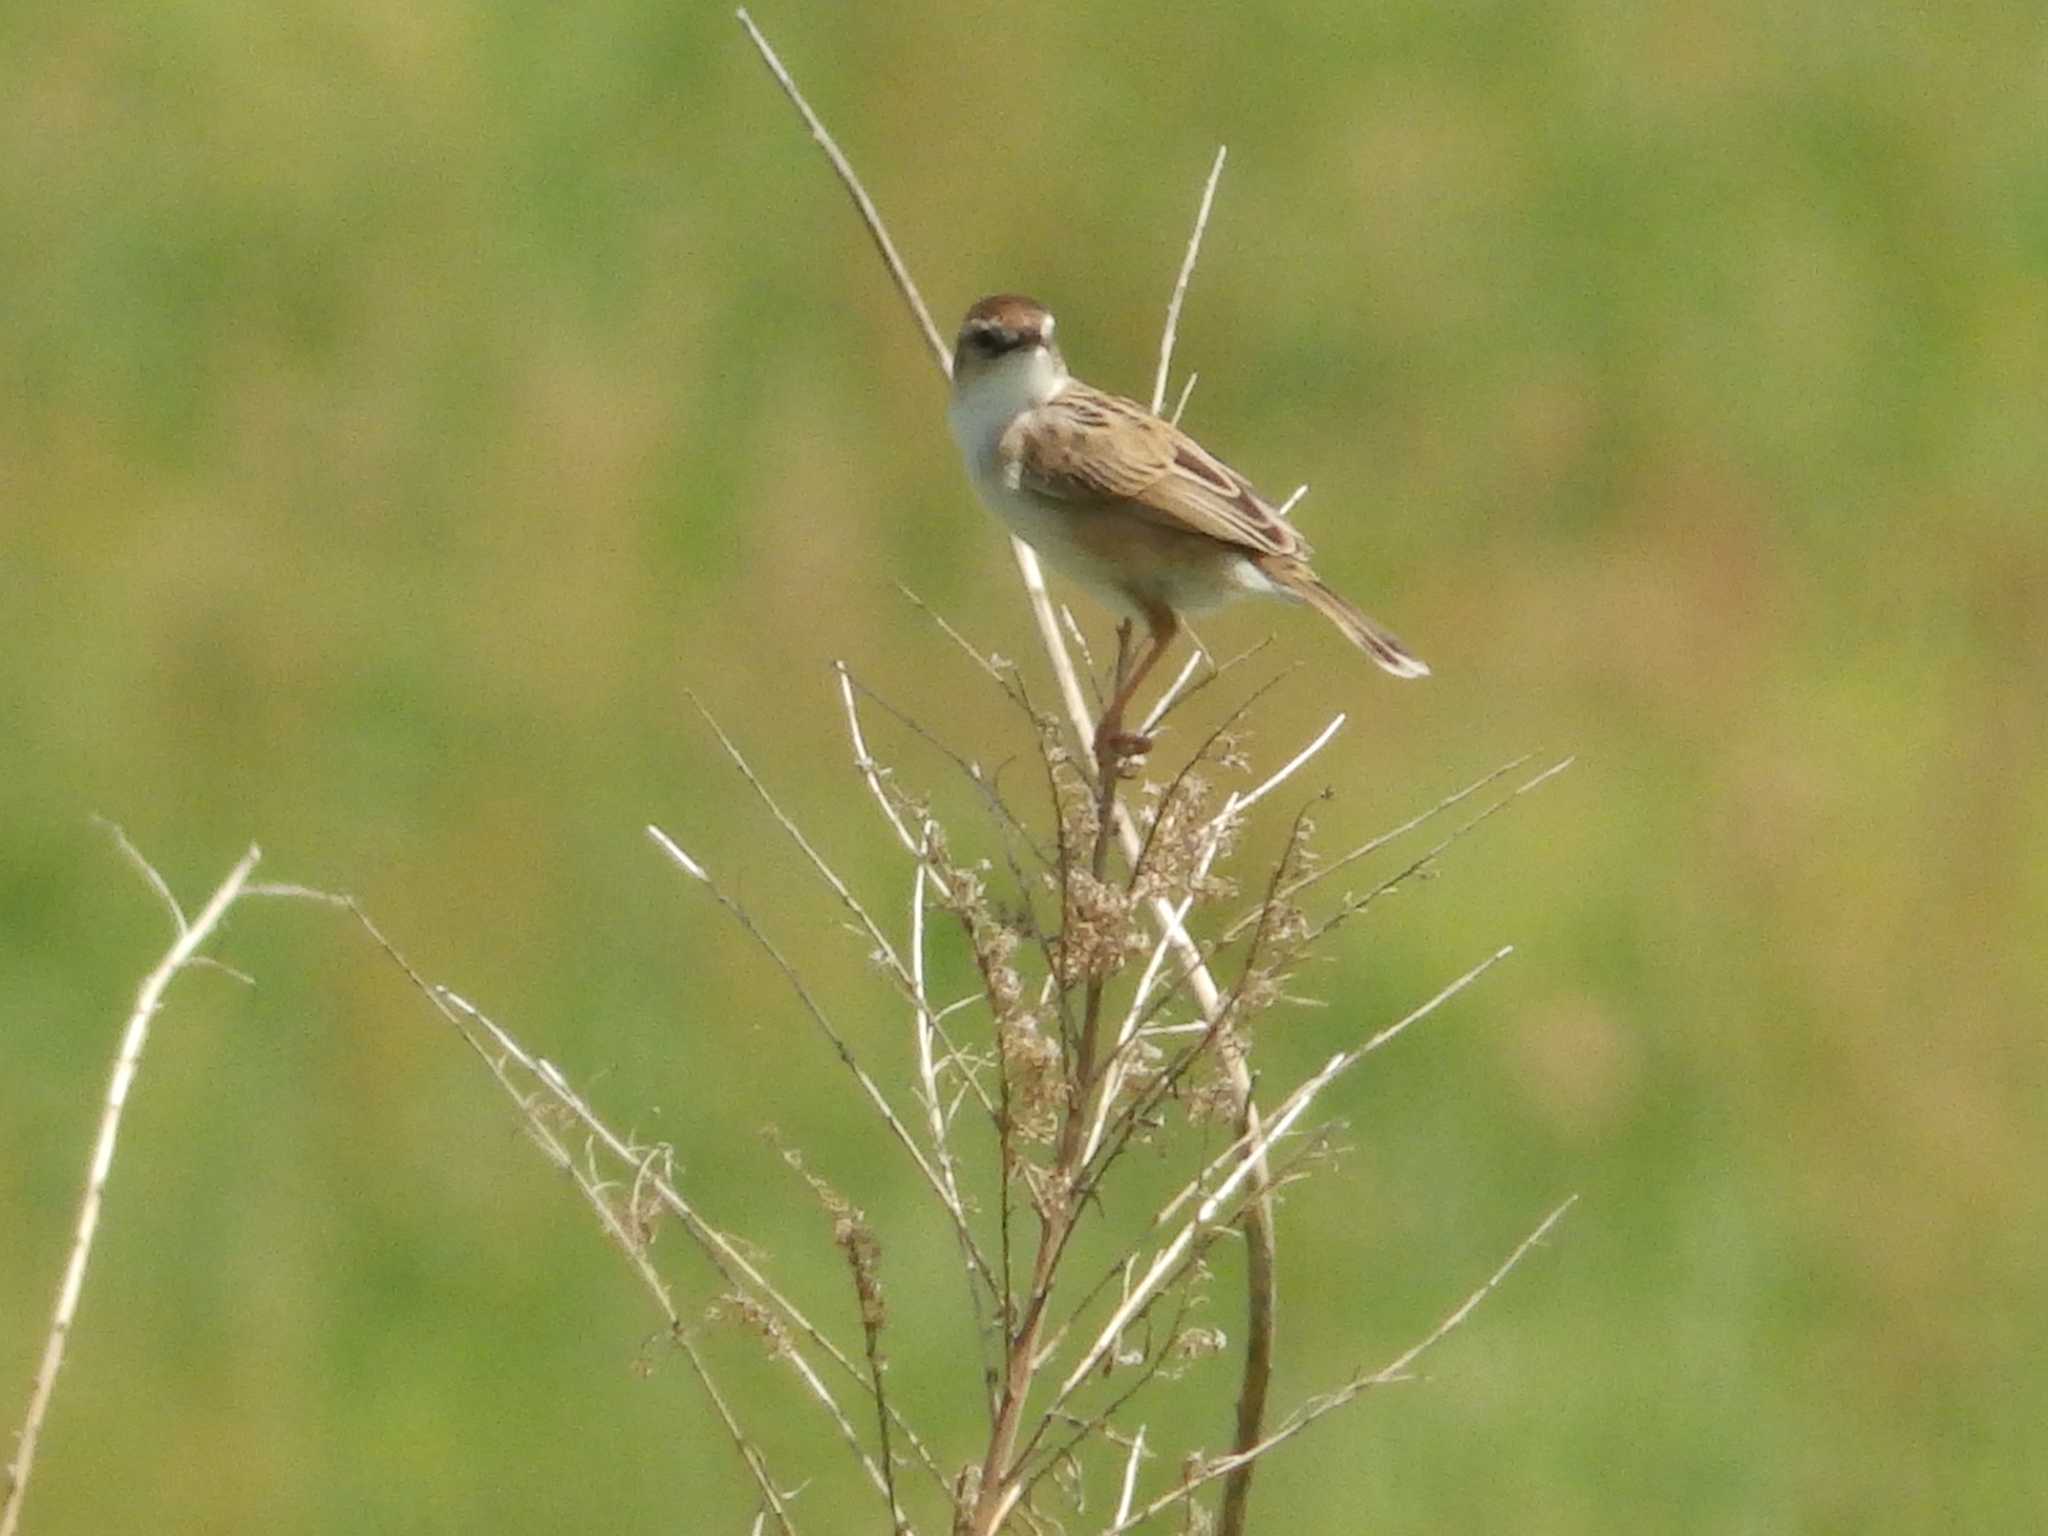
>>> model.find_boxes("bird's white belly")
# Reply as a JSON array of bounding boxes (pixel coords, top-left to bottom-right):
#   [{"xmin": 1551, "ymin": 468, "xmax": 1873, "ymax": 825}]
[{"xmin": 976, "ymin": 472, "xmax": 1277, "ymax": 620}]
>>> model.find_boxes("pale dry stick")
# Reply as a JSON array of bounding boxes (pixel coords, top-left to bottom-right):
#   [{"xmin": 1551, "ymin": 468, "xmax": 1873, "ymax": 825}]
[
  {"xmin": 737, "ymin": 9, "xmax": 1097, "ymax": 757},
  {"xmin": 91, "ymin": 815, "xmax": 188, "ymax": 931},
  {"xmin": 1234, "ymin": 712, "xmax": 1347, "ymax": 817},
  {"xmin": 647, "ymin": 824, "xmax": 999, "ymax": 1307},
  {"xmin": 735, "ymin": 8, "xmax": 947, "ymax": 373},
  {"xmin": 912, "ymin": 829, "xmax": 1001, "ymax": 1400},
  {"xmin": 1210, "ymin": 754, "xmax": 1567, "ymax": 952},
  {"xmin": 910, "ymin": 846, "xmax": 960, "ymax": 1203},
  {"xmin": 1293, "ymin": 756, "xmax": 1576, "ymax": 948},
  {"xmin": 2, "ymin": 841, "xmax": 261, "ymax": 1536},
  {"xmin": 836, "ymin": 661, "xmax": 954, "ymax": 902},
  {"xmin": 693, "ymin": 695, "xmax": 927, "ymax": 1004},
  {"xmin": 1135, "ymin": 647, "xmax": 1210, "ymax": 739},
  {"xmin": 1106, "ymin": 754, "xmax": 1550, "ymax": 1045},
  {"xmin": 1079, "ymin": 778, "xmax": 1252, "ymax": 1167},
  {"xmin": 1078, "ymin": 793, "xmax": 1333, "ymax": 1186},
  {"xmin": 839, "ymin": 661, "xmax": 1058, "ymax": 900},
  {"xmin": 1104, "ymin": 703, "xmax": 1348, "ymax": 1100},
  {"xmin": 1014, "ymin": 1126, "xmax": 1335, "ymax": 1498},
  {"xmin": 447, "ymin": 990, "xmax": 925, "ymax": 1511},
  {"xmin": 1020, "ymin": 1120, "xmax": 1346, "ymax": 1452},
  {"xmin": 1113, "ymin": 797, "xmax": 1281, "ymax": 1528},
  {"xmin": 347, "ymin": 890, "xmax": 951, "ymax": 1498},
  {"xmin": 1148, "ymin": 635, "xmax": 1275, "ymax": 720},
  {"xmin": 1170, "ymin": 372, "xmax": 1199, "ymax": 426},
  {"xmin": 517, "ymin": 1063, "xmax": 803, "ymax": 1536},
  {"xmin": 1152, "ymin": 145, "xmax": 1228, "ymax": 415},
  {"xmin": 1010, "ymin": 540, "xmax": 1099, "ymax": 750},
  {"xmin": 1278, "ymin": 752, "xmax": 1536, "ymax": 905},
  {"xmin": 1044, "ymin": 945, "xmax": 1513, "ymax": 1402},
  {"xmin": 1098, "ymin": 1195, "xmax": 1578, "ymax": 1536},
  {"xmin": 1113, "ymin": 1426, "xmax": 1148, "ymax": 1530},
  {"xmin": 975, "ymin": 1049, "xmax": 1357, "ymax": 1536},
  {"xmin": 1059, "ymin": 607, "xmax": 1105, "ymax": 708}
]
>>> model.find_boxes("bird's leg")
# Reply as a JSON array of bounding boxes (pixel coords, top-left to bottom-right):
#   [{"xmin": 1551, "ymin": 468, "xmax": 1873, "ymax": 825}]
[{"xmin": 1093, "ymin": 609, "xmax": 1178, "ymax": 769}]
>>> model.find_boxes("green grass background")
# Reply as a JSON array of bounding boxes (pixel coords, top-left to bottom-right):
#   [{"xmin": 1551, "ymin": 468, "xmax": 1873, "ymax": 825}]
[{"xmin": 4, "ymin": 1, "xmax": 2044, "ymax": 1530}]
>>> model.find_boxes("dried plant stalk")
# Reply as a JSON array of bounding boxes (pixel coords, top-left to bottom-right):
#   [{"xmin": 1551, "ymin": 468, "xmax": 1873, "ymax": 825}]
[{"xmin": 3, "ymin": 839, "xmax": 262, "ymax": 1536}]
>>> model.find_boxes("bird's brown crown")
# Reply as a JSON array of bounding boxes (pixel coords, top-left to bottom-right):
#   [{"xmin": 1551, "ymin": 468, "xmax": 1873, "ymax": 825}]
[{"xmin": 956, "ymin": 294, "xmax": 1054, "ymax": 359}]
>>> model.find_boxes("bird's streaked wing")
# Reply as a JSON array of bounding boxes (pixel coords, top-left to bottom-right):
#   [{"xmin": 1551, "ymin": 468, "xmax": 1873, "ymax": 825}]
[{"xmin": 1010, "ymin": 384, "xmax": 1310, "ymax": 559}]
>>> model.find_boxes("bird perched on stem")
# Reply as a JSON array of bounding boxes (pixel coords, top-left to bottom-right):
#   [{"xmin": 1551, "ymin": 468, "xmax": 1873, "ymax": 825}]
[{"xmin": 946, "ymin": 293, "xmax": 1427, "ymax": 759}]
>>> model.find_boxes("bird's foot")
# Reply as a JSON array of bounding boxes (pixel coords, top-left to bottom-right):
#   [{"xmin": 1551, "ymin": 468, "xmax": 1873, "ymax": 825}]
[{"xmin": 1093, "ymin": 724, "xmax": 1155, "ymax": 773}]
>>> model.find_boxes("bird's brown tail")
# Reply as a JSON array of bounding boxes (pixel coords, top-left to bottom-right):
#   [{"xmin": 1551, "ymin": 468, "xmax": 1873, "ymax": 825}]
[{"xmin": 1270, "ymin": 564, "xmax": 1431, "ymax": 679}]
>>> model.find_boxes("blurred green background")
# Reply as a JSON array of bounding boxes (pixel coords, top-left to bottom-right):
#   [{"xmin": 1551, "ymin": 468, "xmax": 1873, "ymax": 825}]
[{"xmin": 4, "ymin": 0, "xmax": 2044, "ymax": 1530}]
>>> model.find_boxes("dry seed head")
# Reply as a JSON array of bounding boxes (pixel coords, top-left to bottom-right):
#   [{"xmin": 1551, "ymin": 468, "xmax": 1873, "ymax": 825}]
[
  {"xmin": 837, "ymin": 1215, "xmax": 887, "ymax": 1334},
  {"xmin": 1049, "ymin": 753, "xmax": 1101, "ymax": 854},
  {"xmin": 708, "ymin": 1292, "xmax": 794, "ymax": 1360},
  {"xmin": 1172, "ymin": 1325, "xmax": 1228, "ymax": 1363},
  {"xmin": 1130, "ymin": 770, "xmax": 1218, "ymax": 894},
  {"xmin": 1184, "ymin": 1062, "xmax": 1246, "ymax": 1126},
  {"xmin": 1232, "ymin": 899, "xmax": 1313, "ymax": 1019},
  {"xmin": 1051, "ymin": 870, "xmax": 1147, "ymax": 985},
  {"xmin": 999, "ymin": 1012, "xmax": 1063, "ymax": 1143}
]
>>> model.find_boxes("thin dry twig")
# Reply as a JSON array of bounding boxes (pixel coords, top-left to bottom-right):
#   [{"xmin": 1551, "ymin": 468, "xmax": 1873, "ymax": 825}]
[
  {"xmin": 1100, "ymin": 1196, "xmax": 1578, "ymax": 1534},
  {"xmin": 1048, "ymin": 945, "xmax": 1513, "ymax": 1409},
  {"xmin": 516, "ymin": 1055, "xmax": 802, "ymax": 1535},
  {"xmin": 839, "ymin": 661, "xmax": 955, "ymax": 902},
  {"xmin": 735, "ymin": 8, "xmax": 948, "ymax": 374},
  {"xmin": 1152, "ymin": 146, "xmax": 1228, "ymax": 415},
  {"xmin": 2, "ymin": 840, "xmax": 261, "ymax": 1536},
  {"xmin": 1136, "ymin": 646, "xmax": 1210, "ymax": 737},
  {"xmin": 448, "ymin": 990, "xmax": 918, "ymax": 1513},
  {"xmin": 1300, "ymin": 756, "xmax": 1575, "ymax": 945},
  {"xmin": 736, "ymin": 10, "xmax": 1095, "ymax": 756},
  {"xmin": 646, "ymin": 821, "xmax": 999, "ymax": 1306},
  {"xmin": 342, "ymin": 896, "xmax": 951, "ymax": 1502},
  {"xmin": 90, "ymin": 816, "xmax": 188, "ymax": 934}
]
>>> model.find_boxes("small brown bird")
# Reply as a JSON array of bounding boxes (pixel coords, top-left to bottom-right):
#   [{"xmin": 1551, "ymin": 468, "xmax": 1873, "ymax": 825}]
[{"xmin": 945, "ymin": 294, "xmax": 1426, "ymax": 752}]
